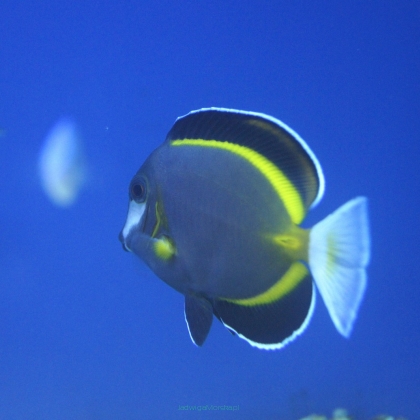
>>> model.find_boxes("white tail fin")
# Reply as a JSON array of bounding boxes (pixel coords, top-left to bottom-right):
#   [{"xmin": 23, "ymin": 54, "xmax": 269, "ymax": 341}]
[{"xmin": 309, "ymin": 197, "xmax": 370, "ymax": 337}]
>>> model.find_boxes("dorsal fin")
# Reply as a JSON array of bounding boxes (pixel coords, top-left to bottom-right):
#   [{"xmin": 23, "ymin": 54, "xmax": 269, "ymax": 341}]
[{"xmin": 166, "ymin": 107, "xmax": 324, "ymax": 210}]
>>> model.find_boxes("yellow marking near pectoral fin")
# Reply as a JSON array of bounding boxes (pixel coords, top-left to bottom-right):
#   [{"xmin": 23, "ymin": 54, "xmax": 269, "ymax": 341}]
[
  {"xmin": 171, "ymin": 139, "xmax": 306, "ymax": 224},
  {"xmin": 222, "ymin": 261, "xmax": 309, "ymax": 307},
  {"xmin": 154, "ymin": 236, "xmax": 176, "ymax": 260}
]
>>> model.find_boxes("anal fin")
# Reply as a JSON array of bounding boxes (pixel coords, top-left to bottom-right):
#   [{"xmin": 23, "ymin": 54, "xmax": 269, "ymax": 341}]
[{"xmin": 213, "ymin": 272, "xmax": 314, "ymax": 350}]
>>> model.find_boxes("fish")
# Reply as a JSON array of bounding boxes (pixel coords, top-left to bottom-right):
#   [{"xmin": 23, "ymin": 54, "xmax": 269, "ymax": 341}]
[
  {"xmin": 119, "ymin": 108, "xmax": 370, "ymax": 350},
  {"xmin": 38, "ymin": 118, "xmax": 87, "ymax": 207}
]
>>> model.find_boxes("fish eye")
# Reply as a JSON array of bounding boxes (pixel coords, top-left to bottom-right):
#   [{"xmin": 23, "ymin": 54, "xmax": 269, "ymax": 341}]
[{"xmin": 130, "ymin": 180, "xmax": 147, "ymax": 203}]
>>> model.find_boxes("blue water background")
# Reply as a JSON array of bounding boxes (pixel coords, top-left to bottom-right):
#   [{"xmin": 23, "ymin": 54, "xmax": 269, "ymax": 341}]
[{"xmin": 1, "ymin": 1, "xmax": 419, "ymax": 419}]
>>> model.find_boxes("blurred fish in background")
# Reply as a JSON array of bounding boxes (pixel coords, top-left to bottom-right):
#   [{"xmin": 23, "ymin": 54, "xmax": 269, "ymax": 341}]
[{"xmin": 38, "ymin": 117, "xmax": 87, "ymax": 207}]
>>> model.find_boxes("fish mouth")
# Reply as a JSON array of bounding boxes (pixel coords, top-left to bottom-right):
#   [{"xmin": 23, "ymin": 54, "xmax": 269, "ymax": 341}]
[{"xmin": 118, "ymin": 231, "xmax": 130, "ymax": 252}]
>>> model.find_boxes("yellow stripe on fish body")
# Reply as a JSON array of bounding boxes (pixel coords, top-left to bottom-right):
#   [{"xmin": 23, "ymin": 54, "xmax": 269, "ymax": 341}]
[
  {"xmin": 222, "ymin": 261, "xmax": 309, "ymax": 306},
  {"xmin": 170, "ymin": 139, "xmax": 306, "ymax": 224}
]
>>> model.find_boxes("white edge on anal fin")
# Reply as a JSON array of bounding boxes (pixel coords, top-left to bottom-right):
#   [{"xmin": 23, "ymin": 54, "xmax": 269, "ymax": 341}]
[{"xmin": 308, "ymin": 196, "xmax": 370, "ymax": 337}]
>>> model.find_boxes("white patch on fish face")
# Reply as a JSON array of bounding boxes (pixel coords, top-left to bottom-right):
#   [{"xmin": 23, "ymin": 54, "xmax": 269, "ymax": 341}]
[{"xmin": 121, "ymin": 200, "xmax": 146, "ymax": 249}]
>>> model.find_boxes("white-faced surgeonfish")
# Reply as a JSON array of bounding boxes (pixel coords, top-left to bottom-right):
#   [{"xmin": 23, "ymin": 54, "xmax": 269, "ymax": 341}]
[{"xmin": 119, "ymin": 108, "xmax": 370, "ymax": 350}]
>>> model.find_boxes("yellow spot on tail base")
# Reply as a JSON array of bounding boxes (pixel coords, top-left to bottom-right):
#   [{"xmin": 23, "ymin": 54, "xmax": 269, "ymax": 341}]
[
  {"xmin": 273, "ymin": 234, "xmax": 301, "ymax": 250},
  {"xmin": 222, "ymin": 261, "xmax": 309, "ymax": 306},
  {"xmin": 171, "ymin": 139, "xmax": 305, "ymax": 224},
  {"xmin": 154, "ymin": 236, "xmax": 176, "ymax": 260},
  {"xmin": 271, "ymin": 226, "xmax": 309, "ymax": 261}
]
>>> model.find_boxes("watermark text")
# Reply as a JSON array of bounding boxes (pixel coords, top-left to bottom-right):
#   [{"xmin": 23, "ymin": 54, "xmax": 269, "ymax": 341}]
[{"xmin": 178, "ymin": 405, "xmax": 239, "ymax": 412}]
